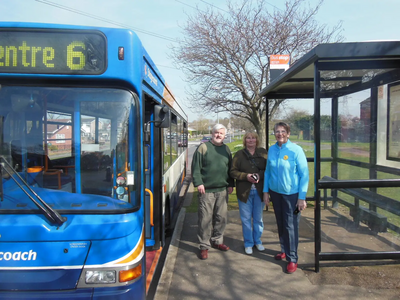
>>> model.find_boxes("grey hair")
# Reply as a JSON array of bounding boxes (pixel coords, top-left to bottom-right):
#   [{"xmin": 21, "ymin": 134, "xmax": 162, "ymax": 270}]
[{"xmin": 212, "ymin": 123, "xmax": 227, "ymax": 133}]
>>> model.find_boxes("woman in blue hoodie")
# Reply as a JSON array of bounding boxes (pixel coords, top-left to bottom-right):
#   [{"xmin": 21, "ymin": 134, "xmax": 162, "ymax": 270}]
[{"xmin": 263, "ymin": 122, "xmax": 309, "ymax": 274}]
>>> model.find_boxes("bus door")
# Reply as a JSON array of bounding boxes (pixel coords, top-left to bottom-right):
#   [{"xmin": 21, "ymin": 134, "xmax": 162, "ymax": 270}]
[
  {"xmin": 144, "ymin": 96, "xmax": 170, "ymax": 250},
  {"xmin": 144, "ymin": 137, "xmax": 157, "ymax": 248}
]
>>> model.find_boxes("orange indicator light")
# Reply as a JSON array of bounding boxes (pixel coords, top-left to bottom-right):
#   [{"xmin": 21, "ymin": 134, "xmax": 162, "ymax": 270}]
[{"xmin": 119, "ymin": 264, "xmax": 142, "ymax": 282}]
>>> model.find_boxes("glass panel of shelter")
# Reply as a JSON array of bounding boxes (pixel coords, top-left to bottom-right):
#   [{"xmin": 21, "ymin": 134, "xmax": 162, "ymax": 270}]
[
  {"xmin": 275, "ymin": 68, "xmax": 400, "ymax": 263},
  {"xmin": 316, "ymin": 68, "xmax": 400, "ymax": 257}
]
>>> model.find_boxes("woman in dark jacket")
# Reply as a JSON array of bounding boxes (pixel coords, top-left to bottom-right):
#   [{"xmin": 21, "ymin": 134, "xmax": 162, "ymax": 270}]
[{"xmin": 230, "ymin": 132, "xmax": 268, "ymax": 255}]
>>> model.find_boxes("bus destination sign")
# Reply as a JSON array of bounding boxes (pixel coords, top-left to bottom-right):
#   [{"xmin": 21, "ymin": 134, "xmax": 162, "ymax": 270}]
[{"xmin": 0, "ymin": 30, "xmax": 106, "ymax": 74}]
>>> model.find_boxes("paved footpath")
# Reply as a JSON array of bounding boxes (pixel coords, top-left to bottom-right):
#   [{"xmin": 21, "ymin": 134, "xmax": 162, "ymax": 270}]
[{"xmin": 155, "ymin": 182, "xmax": 400, "ymax": 300}]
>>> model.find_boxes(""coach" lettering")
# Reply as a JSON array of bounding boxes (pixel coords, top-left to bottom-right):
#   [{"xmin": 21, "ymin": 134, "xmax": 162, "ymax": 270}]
[{"xmin": 0, "ymin": 250, "xmax": 37, "ymax": 261}]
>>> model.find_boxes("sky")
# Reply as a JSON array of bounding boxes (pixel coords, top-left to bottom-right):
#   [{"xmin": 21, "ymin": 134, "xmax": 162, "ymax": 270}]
[{"xmin": 2, "ymin": 0, "xmax": 400, "ymax": 122}]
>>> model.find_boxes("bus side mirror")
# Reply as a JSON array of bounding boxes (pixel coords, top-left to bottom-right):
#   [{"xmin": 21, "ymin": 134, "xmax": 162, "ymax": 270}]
[{"xmin": 154, "ymin": 105, "xmax": 170, "ymax": 128}]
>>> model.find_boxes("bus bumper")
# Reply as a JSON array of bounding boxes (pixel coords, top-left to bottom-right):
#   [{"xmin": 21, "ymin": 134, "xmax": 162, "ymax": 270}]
[{"xmin": 0, "ymin": 276, "xmax": 145, "ymax": 300}]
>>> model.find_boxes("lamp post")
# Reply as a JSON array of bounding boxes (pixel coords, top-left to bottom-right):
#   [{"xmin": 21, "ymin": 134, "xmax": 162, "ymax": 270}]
[
  {"xmin": 232, "ymin": 121, "xmax": 234, "ymax": 141},
  {"xmin": 227, "ymin": 119, "xmax": 232, "ymax": 143}
]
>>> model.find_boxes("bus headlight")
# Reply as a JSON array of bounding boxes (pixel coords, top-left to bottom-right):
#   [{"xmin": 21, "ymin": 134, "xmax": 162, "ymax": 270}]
[
  {"xmin": 86, "ymin": 270, "xmax": 116, "ymax": 284},
  {"xmin": 78, "ymin": 263, "xmax": 143, "ymax": 288}
]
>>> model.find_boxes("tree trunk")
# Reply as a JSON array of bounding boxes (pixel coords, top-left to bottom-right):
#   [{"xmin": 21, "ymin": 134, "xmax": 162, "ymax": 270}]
[{"xmin": 257, "ymin": 125, "xmax": 267, "ymax": 149}]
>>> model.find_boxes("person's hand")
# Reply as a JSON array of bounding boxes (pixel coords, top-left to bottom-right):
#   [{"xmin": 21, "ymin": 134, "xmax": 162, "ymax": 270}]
[
  {"xmin": 197, "ymin": 185, "xmax": 206, "ymax": 195},
  {"xmin": 296, "ymin": 199, "xmax": 307, "ymax": 211},
  {"xmin": 247, "ymin": 173, "xmax": 259, "ymax": 184},
  {"xmin": 227, "ymin": 187, "xmax": 233, "ymax": 194},
  {"xmin": 263, "ymin": 192, "xmax": 270, "ymax": 205}
]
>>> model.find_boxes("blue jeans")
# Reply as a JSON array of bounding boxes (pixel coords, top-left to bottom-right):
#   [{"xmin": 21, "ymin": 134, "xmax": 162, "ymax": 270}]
[
  {"xmin": 238, "ymin": 189, "xmax": 265, "ymax": 248},
  {"xmin": 269, "ymin": 190, "xmax": 300, "ymax": 263}
]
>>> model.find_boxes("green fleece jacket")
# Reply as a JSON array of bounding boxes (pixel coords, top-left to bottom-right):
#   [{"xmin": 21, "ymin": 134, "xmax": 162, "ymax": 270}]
[{"xmin": 191, "ymin": 141, "xmax": 235, "ymax": 192}]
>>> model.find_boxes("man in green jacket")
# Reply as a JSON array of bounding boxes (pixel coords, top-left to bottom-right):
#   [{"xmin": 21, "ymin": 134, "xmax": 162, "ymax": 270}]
[{"xmin": 191, "ymin": 124, "xmax": 234, "ymax": 260}]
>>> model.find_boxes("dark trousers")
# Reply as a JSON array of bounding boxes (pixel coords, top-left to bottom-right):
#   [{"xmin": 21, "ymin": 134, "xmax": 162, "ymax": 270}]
[{"xmin": 269, "ymin": 190, "xmax": 300, "ymax": 263}]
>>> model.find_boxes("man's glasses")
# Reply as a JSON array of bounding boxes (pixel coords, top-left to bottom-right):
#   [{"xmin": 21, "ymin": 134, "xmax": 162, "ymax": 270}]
[{"xmin": 274, "ymin": 130, "xmax": 287, "ymax": 134}]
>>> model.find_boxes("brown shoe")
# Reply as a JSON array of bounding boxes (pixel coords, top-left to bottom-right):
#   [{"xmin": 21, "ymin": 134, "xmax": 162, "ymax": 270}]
[
  {"xmin": 274, "ymin": 252, "xmax": 286, "ymax": 260},
  {"xmin": 199, "ymin": 249, "xmax": 208, "ymax": 260},
  {"xmin": 211, "ymin": 243, "xmax": 230, "ymax": 251}
]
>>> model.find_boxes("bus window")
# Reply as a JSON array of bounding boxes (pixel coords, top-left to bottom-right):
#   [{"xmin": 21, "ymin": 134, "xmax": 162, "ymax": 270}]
[
  {"xmin": 116, "ymin": 141, "xmax": 127, "ymax": 174},
  {"xmin": 163, "ymin": 129, "xmax": 171, "ymax": 171},
  {"xmin": 46, "ymin": 111, "xmax": 72, "ymax": 160},
  {"xmin": 178, "ymin": 117, "xmax": 182, "ymax": 155},
  {"xmin": 1, "ymin": 86, "xmax": 139, "ymax": 210},
  {"xmin": 171, "ymin": 114, "xmax": 178, "ymax": 165}
]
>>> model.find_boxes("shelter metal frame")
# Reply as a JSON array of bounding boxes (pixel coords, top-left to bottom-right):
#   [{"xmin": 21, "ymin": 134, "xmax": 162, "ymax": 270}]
[{"xmin": 261, "ymin": 41, "xmax": 400, "ymax": 272}]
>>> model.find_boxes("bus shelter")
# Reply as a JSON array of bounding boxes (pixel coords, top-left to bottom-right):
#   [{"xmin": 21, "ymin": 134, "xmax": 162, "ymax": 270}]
[{"xmin": 261, "ymin": 41, "xmax": 400, "ymax": 272}]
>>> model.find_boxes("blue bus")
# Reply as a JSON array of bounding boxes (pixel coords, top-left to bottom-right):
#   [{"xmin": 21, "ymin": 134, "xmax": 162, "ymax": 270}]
[{"xmin": 0, "ymin": 22, "xmax": 188, "ymax": 299}]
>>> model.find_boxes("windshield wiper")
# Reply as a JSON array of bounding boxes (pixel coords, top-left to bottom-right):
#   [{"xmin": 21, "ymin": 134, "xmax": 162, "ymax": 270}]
[{"xmin": 0, "ymin": 156, "xmax": 67, "ymax": 226}]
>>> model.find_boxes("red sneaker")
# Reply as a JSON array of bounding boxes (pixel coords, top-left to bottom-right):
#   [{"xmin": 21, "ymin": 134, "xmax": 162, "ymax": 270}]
[
  {"xmin": 274, "ymin": 252, "xmax": 286, "ymax": 260},
  {"xmin": 287, "ymin": 262, "xmax": 298, "ymax": 274},
  {"xmin": 199, "ymin": 249, "xmax": 208, "ymax": 260}
]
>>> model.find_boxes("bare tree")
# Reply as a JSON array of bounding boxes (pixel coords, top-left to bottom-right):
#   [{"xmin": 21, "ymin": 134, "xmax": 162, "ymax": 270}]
[
  {"xmin": 172, "ymin": 0, "xmax": 343, "ymax": 146},
  {"xmin": 231, "ymin": 115, "xmax": 255, "ymax": 133},
  {"xmin": 191, "ymin": 115, "xmax": 213, "ymax": 135},
  {"xmin": 284, "ymin": 108, "xmax": 311, "ymax": 133}
]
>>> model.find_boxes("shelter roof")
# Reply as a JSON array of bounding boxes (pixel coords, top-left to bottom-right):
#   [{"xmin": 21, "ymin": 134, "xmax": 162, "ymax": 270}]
[{"xmin": 260, "ymin": 41, "xmax": 400, "ymax": 99}]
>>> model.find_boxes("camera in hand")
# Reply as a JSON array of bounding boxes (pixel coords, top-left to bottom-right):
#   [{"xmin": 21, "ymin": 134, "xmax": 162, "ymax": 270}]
[
  {"xmin": 251, "ymin": 173, "xmax": 259, "ymax": 181},
  {"xmin": 293, "ymin": 207, "xmax": 300, "ymax": 215}
]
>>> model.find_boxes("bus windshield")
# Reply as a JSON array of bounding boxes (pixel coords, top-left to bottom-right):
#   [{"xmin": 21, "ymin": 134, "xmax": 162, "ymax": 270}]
[{"xmin": 0, "ymin": 86, "xmax": 140, "ymax": 213}]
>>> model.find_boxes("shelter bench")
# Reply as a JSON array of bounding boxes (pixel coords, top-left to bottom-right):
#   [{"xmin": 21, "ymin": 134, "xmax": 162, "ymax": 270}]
[{"xmin": 319, "ymin": 176, "xmax": 400, "ymax": 232}]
